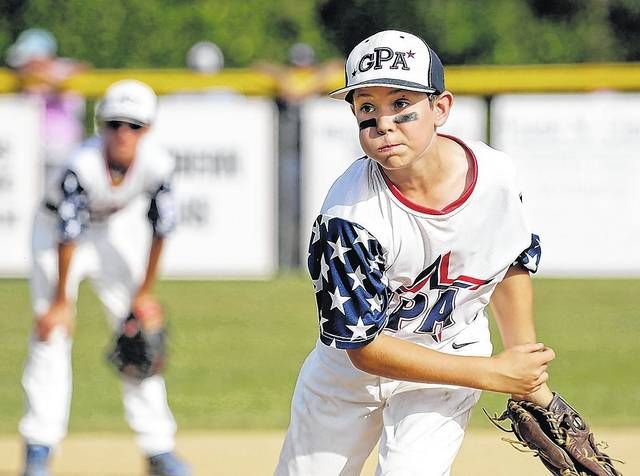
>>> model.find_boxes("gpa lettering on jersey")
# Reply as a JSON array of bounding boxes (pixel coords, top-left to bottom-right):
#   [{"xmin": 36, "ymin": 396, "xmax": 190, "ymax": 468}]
[
  {"xmin": 387, "ymin": 251, "xmax": 493, "ymax": 342},
  {"xmin": 398, "ymin": 252, "xmax": 492, "ymax": 294},
  {"xmin": 357, "ymin": 47, "xmax": 412, "ymax": 74}
]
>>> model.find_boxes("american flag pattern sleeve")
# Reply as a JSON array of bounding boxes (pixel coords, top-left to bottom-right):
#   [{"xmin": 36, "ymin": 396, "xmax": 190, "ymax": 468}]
[
  {"xmin": 514, "ymin": 233, "xmax": 542, "ymax": 273},
  {"xmin": 307, "ymin": 214, "xmax": 389, "ymax": 349},
  {"xmin": 147, "ymin": 181, "xmax": 177, "ymax": 237},
  {"xmin": 57, "ymin": 170, "xmax": 90, "ymax": 242}
]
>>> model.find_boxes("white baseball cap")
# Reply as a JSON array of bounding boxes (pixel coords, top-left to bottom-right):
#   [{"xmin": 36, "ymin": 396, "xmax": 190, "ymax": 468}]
[
  {"xmin": 330, "ymin": 30, "xmax": 445, "ymax": 102},
  {"xmin": 96, "ymin": 79, "xmax": 157, "ymax": 126}
]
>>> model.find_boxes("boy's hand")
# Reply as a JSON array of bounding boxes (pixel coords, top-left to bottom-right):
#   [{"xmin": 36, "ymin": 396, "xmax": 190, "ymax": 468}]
[
  {"xmin": 131, "ymin": 292, "xmax": 164, "ymax": 332},
  {"xmin": 36, "ymin": 299, "xmax": 74, "ymax": 341},
  {"xmin": 514, "ymin": 383, "xmax": 554, "ymax": 407},
  {"xmin": 490, "ymin": 343, "xmax": 555, "ymax": 395}
]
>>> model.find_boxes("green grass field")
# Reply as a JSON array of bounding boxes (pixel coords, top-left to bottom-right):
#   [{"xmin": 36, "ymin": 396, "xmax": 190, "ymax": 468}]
[{"xmin": 0, "ymin": 276, "xmax": 638, "ymax": 435}]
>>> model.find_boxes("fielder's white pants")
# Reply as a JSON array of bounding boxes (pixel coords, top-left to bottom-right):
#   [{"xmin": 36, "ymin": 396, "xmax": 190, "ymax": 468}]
[
  {"xmin": 275, "ymin": 337, "xmax": 490, "ymax": 476},
  {"xmin": 20, "ymin": 208, "xmax": 177, "ymax": 456}
]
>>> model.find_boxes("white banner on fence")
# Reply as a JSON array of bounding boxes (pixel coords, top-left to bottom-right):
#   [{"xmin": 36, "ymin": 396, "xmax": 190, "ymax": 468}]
[
  {"xmin": 152, "ymin": 94, "xmax": 277, "ymax": 278},
  {"xmin": 300, "ymin": 96, "xmax": 487, "ymax": 260},
  {"xmin": 0, "ymin": 96, "xmax": 42, "ymax": 276},
  {"xmin": 492, "ymin": 93, "xmax": 640, "ymax": 276}
]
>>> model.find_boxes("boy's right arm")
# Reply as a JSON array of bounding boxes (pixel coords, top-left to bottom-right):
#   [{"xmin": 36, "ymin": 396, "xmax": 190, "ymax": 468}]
[
  {"xmin": 36, "ymin": 169, "xmax": 87, "ymax": 341},
  {"xmin": 36, "ymin": 241, "xmax": 76, "ymax": 340},
  {"xmin": 347, "ymin": 333, "xmax": 554, "ymax": 396}
]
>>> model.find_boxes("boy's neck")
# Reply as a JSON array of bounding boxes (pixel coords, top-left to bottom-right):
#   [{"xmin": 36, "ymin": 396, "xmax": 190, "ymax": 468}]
[{"xmin": 385, "ymin": 136, "xmax": 472, "ymax": 212}]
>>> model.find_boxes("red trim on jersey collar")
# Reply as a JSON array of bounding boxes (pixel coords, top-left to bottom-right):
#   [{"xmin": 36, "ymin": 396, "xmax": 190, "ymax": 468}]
[{"xmin": 380, "ymin": 134, "xmax": 478, "ymax": 215}]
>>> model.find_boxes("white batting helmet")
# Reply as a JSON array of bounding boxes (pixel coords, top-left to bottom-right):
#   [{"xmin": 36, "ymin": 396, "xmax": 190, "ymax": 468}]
[{"xmin": 96, "ymin": 79, "xmax": 157, "ymax": 126}]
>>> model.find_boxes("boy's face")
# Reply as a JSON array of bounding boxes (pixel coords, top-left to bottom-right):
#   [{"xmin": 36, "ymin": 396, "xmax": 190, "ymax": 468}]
[
  {"xmin": 352, "ymin": 87, "xmax": 450, "ymax": 171},
  {"xmin": 101, "ymin": 120, "xmax": 149, "ymax": 169}
]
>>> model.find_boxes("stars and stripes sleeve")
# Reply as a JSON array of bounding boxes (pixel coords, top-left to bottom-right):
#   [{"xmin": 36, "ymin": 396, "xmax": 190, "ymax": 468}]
[
  {"xmin": 56, "ymin": 170, "xmax": 90, "ymax": 242},
  {"xmin": 514, "ymin": 233, "xmax": 542, "ymax": 273},
  {"xmin": 307, "ymin": 214, "xmax": 389, "ymax": 349},
  {"xmin": 147, "ymin": 181, "xmax": 177, "ymax": 237}
]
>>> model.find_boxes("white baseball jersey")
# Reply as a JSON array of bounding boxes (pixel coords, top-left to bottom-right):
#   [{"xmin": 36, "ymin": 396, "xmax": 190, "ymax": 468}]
[
  {"xmin": 43, "ymin": 133, "xmax": 176, "ymax": 241},
  {"xmin": 21, "ymin": 134, "xmax": 179, "ymax": 455},
  {"xmin": 276, "ymin": 135, "xmax": 542, "ymax": 476},
  {"xmin": 308, "ymin": 134, "xmax": 540, "ymax": 351}
]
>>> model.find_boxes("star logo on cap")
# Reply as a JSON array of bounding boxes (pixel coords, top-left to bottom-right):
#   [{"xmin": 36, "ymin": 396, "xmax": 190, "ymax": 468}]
[{"xmin": 407, "ymin": 50, "xmax": 415, "ymax": 58}]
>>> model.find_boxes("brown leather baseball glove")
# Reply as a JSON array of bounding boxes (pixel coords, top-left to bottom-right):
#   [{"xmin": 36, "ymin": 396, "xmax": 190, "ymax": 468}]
[{"xmin": 486, "ymin": 393, "xmax": 622, "ymax": 476}]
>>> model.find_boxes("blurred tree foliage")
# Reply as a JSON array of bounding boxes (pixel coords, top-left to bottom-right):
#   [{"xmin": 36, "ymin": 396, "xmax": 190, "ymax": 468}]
[
  {"xmin": 0, "ymin": 0, "xmax": 335, "ymax": 67},
  {"xmin": 318, "ymin": 0, "xmax": 640, "ymax": 65},
  {"xmin": 1, "ymin": 0, "xmax": 639, "ymax": 68}
]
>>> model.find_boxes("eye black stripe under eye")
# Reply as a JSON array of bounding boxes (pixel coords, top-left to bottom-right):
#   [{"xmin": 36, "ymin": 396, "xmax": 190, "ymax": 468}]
[
  {"xmin": 359, "ymin": 118, "xmax": 377, "ymax": 130},
  {"xmin": 393, "ymin": 112, "xmax": 418, "ymax": 124}
]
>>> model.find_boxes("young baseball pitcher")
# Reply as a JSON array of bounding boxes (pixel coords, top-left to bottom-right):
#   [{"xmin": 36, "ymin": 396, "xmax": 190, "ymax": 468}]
[
  {"xmin": 20, "ymin": 80, "xmax": 191, "ymax": 476},
  {"xmin": 275, "ymin": 30, "xmax": 556, "ymax": 476}
]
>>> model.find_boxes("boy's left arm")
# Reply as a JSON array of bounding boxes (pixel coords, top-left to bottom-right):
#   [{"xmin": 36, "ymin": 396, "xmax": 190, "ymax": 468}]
[
  {"xmin": 490, "ymin": 264, "xmax": 554, "ymax": 407},
  {"xmin": 489, "ymin": 264, "xmax": 623, "ymax": 476},
  {"xmin": 132, "ymin": 179, "xmax": 176, "ymax": 328},
  {"xmin": 130, "ymin": 235, "xmax": 165, "ymax": 332}
]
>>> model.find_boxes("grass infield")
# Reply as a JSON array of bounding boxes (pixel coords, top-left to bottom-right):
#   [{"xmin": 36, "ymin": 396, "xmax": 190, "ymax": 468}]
[{"xmin": 0, "ymin": 275, "xmax": 638, "ymax": 434}]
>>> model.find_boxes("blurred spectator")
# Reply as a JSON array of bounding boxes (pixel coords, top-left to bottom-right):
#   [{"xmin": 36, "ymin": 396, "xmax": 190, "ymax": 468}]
[
  {"xmin": 178, "ymin": 40, "xmax": 239, "ymax": 97},
  {"xmin": 186, "ymin": 40, "xmax": 224, "ymax": 73},
  {"xmin": 255, "ymin": 43, "xmax": 343, "ymax": 268},
  {"xmin": 288, "ymin": 42, "xmax": 317, "ymax": 69},
  {"xmin": 257, "ymin": 42, "xmax": 343, "ymax": 104},
  {"xmin": 5, "ymin": 28, "xmax": 88, "ymax": 188}
]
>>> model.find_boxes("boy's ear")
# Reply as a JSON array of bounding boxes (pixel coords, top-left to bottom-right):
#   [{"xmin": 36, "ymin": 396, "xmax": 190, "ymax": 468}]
[{"xmin": 434, "ymin": 91, "xmax": 453, "ymax": 128}]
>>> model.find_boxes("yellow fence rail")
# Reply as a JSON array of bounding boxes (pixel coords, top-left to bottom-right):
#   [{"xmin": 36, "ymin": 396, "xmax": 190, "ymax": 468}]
[{"xmin": 1, "ymin": 62, "xmax": 639, "ymax": 97}]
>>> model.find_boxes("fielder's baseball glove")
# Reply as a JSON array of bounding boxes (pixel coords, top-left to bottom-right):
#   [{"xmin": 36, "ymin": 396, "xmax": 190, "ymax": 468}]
[
  {"xmin": 486, "ymin": 394, "xmax": 622, "ymax": 476},
  {"xmin": 106, "ymin": 311, "xmax": 166, "ymax": 380}
]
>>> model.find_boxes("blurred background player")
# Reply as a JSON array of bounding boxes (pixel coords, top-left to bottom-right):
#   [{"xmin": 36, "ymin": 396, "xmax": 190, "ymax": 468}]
[
  {"xmin": 275, "ymin": 30, "xmax": 554, "ymax": 475},
  {"xmin": 5, "ymin": 28, "xmax": 87, "ymax": 189},
  {"xmin": 255, "ymin": 42, "xmax": 343, "ymax": 270},
  {"xmin": 20, "ymin": 79, "xmax": 190, "ymax": 476},
  {"xmin": 186, "ymin": 40, "xmax": 224, "ymax": 73}
]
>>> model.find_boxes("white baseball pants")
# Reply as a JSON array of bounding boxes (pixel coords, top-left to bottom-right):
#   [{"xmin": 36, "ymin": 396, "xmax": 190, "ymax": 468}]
[
  {"xmin": 275, "ymin": 340, "xmax": 485, "ymax": 476},
  {"xmin": 20, "ymin": 209, "xmax": 177, "ymax": 456}
]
